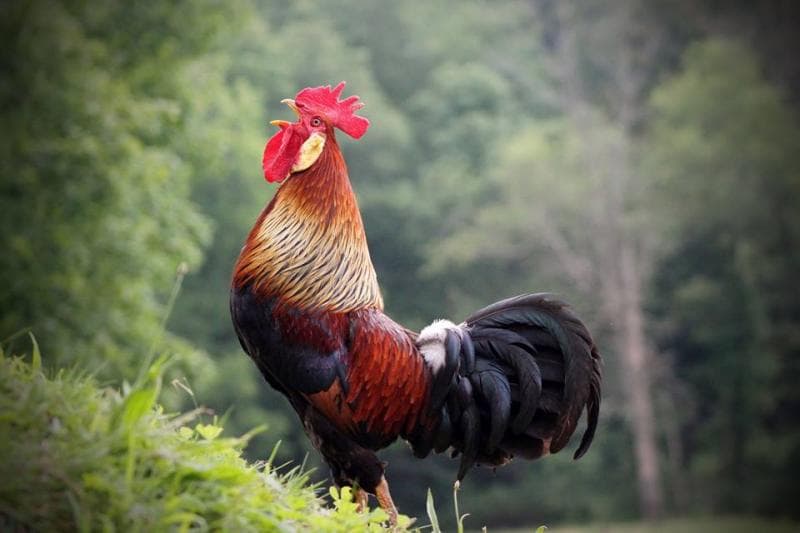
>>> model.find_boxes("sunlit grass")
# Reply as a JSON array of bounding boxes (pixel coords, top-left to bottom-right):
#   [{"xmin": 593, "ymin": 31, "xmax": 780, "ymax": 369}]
[{"xmin": 0, "ymin": 341, "xmax": 404, "ymax": 531}]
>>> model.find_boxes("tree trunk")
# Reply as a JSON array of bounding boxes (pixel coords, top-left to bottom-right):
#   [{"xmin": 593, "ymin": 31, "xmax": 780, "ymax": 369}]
[
  {"xmin": 534, "ymin": 0, "xmax": 667, "ymax": 518},
  {"xmin": 619, "ymin": 244, "xmax": 664, "ymax": 519}
]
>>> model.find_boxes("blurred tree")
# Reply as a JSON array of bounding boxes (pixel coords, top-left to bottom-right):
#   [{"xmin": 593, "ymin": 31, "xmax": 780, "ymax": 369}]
[
  {"xmin": 542, "ymin": 0, "xmax": 667, "ymax": 518},
  {"xmin": 671, "ymin": 0, "xmax": 800, "ymax": 107},
  {"xmin": 0, "ymin": 0, "xmax": 225, "ymax": 377},
  {"xmin": 430, "ymin": 0, "xmax": 673, "ymax": 518},
  {"xmin": 646, "ymin": 39, "xmax": 800, "ymax": 516}
]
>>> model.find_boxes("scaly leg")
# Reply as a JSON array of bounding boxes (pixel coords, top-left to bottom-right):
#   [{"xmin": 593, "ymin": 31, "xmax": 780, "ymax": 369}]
[
  {"xmin": 354, "ymin": 486, "xmax": 369, "ymax": 513},
  {"xmin": 375, "ymin": 476, "xmax": 398, "ymax": 526}
]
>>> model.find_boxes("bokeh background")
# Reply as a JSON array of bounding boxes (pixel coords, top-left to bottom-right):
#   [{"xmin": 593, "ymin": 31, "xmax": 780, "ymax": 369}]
[{"xmin": 2, "ymin": 0, "xmax": 799, "ymax": 530}]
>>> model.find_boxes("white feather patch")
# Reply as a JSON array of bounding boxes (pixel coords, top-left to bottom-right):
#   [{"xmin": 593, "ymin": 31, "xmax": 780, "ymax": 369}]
[
  {"xmin": 292, "ymin": 132, "xmax": 326, "ymax": 173},
  {"xmin": 417, "ymin": 319, "xmax": 458, "ymax": 374}
]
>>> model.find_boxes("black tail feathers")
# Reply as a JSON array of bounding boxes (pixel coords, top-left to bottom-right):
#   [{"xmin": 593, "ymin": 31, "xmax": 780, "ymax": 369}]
[{"xmin": 409, "ymin": 293, "xmax": 602, "ymax": 481}]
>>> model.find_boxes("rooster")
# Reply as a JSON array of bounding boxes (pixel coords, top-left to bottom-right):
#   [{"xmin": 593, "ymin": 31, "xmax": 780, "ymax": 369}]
[{"xmin": 231, "ymin": 83, "xmax": 601, "ymax": 522}]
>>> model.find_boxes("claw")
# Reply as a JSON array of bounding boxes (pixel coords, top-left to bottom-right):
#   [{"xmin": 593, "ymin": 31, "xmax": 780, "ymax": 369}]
[
  {"xmin": 354, "ymin": 487, "xmax": 369, "ymax": 513},
  {"xmin": 375, "ymin": 476, "xmax": 398, "ymax": 526}
]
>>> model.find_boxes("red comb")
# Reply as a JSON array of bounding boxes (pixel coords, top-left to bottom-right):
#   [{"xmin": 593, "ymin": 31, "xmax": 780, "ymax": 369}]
[{"xmin": 294, "ymin": 82, "xmax": 370, "ymax": 139}]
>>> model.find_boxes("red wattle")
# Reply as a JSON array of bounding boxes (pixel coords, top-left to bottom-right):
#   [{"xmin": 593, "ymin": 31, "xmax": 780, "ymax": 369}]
[{"xmin": 263, "ymin": 126, "xmax": 304, "ymax": 183}]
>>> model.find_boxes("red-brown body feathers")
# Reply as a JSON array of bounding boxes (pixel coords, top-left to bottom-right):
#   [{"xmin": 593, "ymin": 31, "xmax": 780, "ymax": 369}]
[{"xmin": 309, "ymin": 309, "xmax": 428, "ymax": 441}]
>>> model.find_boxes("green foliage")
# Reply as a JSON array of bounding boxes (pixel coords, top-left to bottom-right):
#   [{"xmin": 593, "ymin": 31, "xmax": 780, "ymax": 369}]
[{"xmin": 0, "ymin": 346, "xmax": 403, "ymax": 532}]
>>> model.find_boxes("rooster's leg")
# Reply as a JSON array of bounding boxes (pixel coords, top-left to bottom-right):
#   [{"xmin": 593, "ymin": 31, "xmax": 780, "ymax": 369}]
[
  {"xmin": 375, "ymin": 476, "xmax": 398, "ymax": 525},
  {"xmin": 353, "ymin": 487, "xmax": 369, "ymax": 513}
]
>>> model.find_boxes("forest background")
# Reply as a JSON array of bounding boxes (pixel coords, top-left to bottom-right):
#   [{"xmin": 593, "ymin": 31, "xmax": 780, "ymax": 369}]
[{"xmin": 2, "ymin": 0, "xmax": 799, "ymax": 528}]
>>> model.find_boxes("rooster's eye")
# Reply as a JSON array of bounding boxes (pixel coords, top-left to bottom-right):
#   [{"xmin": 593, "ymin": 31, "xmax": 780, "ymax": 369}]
[{"xmin": 311, "ymin": 117, "xmax": 322, "ymax": 127}]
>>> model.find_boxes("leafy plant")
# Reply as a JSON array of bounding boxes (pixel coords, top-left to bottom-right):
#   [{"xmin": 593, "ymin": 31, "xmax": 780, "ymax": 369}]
[
  {"xmin": 425, "ymin": 484, "xmax": 546, "ymax": 533},
  {"xmin": 0, "ymin": 341, "xmax": 406, "ymax": 531}
]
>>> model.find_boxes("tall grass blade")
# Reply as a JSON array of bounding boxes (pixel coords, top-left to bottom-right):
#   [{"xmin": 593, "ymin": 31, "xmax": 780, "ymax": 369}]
[
  {"xmin": 426, "ymin": 488, "xmax": 441, "ymax": 533},
  {"xmin": 28, "ymin": 333, "xmax": 41, "ymax": 372}
]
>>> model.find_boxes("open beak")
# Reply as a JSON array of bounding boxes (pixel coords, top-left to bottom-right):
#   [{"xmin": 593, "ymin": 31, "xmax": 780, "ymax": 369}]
[
  {"xmin": 269, "ymin": 99, "xmax": 300, "ymax": 128},
  {"xmin": 281, "ymin": 98, "xmax": 301, "ymax": 116}
]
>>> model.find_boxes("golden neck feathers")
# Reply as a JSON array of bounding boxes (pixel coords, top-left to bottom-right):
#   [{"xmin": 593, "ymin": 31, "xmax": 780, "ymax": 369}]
[{"xmin": 233, "ymin": 137, "xmax": 384, "ymax": 313}]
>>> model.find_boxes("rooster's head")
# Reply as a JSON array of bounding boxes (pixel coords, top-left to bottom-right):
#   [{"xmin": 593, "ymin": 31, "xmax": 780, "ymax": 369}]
[{"xmin": 263, "ymin": 82, "xmax": 370, "ymax": 183}]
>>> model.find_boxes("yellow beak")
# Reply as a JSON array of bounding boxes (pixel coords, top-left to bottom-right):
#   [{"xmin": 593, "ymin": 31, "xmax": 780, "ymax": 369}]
[
  {"xmin": 281, "ymin": 98, "xmax": 300, "ymax": 116},
  {"xmin": 269, "ymin": 119, "xmax": 291, "ymax": 128}
]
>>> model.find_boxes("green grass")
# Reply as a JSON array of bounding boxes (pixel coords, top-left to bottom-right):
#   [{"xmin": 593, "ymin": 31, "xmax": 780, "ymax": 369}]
[
  {"xmin": 490, "ymin": 516, "xmax": 799, "ymax": 533},
  {"xmin": 0, "ymin": 343, "xmax": 410, "ymax": 532}
]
